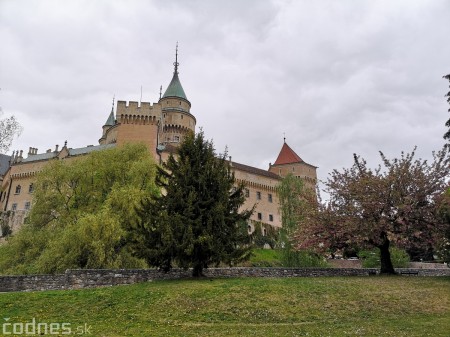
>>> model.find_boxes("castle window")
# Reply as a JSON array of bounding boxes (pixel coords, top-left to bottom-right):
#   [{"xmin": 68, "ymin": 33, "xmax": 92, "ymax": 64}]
[
  {"xmin": 15, "ymin": 185, "xmax": 21, "ymax": 194},
  {"xmin": 257, "ymin": 212, "xmax": 262, "ymax": 220},
  {"xmin": 269, "ymin": 214, "xmax": 274, "ymax": 222},
  {"xmin": 292, "ymin": 167, "xmax": 295, "ymax": 172},
  {"xmin": 179, "ymin": 101, "xmax": 181, "ymax": 105},
  {"xmin": 248, "ymin": 225, "xmax": 252, "ymax": 233},
  {"xmin": 256, "ymin": 191, "xmax": 261, "ymax": 200},
  {"xmin": 181, "ymin": 115, "xmax": 183, "ymax": 119},
  {"xmin": 268, "ymin": 193, "xmax": 273, "ymax": 203},
  {"xmin": 29, "ymin": 184, "xmax": 34, "ymax": 193},
  {"xmin": 174, "ymin": 136, "xmax": 180, "ymax": 142},
  {"xmin": 244, "ymin": 188, "xmax": 249, "ymax": 197},
  {"xmin": 25, "ymin": 201, "xmax": 31, "ymax": 210},
  {"xmin": 263, "ymin": 228, "xmax": 267, "ymax": 236},
  {"xmin": 12, "ymin": 203, "xmax": 17, "ymax": 211}
]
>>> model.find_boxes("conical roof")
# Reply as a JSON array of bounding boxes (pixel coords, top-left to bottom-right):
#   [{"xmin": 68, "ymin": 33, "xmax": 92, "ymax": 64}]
[
  {"xmin": 104, "ymin": 109, "xmax": 115, "ymax": 126},
  {"xmin": 162, "ymin": 72, "xmax": 188, "ymax": 100},
  {"xmin": 273, "ymin": 142, "xmax": 303, "ymax": 165}
]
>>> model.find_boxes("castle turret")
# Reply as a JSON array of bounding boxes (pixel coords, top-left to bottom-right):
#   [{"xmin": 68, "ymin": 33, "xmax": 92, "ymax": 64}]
[
  {"xmin": 99, "ymin": 98, "xmax": 118, "ymax": 145},
  {"xmin": 158, "ymin": 44, "xmax": 196, "ymax": 146},
  {"xmin": 269, "ymin": 140, "xmax": 318, "ymax": 191}
]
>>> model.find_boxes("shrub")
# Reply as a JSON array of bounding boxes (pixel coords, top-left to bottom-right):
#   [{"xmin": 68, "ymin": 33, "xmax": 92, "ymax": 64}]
[{"xmin": 358, "ymin": 247, "xmax": 410, "ymax": 268}]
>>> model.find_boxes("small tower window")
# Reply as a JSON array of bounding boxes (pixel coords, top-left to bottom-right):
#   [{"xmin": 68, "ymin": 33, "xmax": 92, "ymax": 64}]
[
  {"xmin": 12, "ymin": 203, "xmax": 17, "ymax": 211},
  {"xmin": 245, "ymin": 189, "xmax": 250, "ymax": 197},
  {"xmin": 256, "ymin": 191, "xmax": 261, "ymax": 200},
  {"xmin": 269, "ymin": 214, "xmax": 274, "ymax": 222},
  {"xmin": 29, "ymin": 183, "xmax": 34, "ymax": 193},
  {"xmin": 268, "ymin": 194, "xmax": 273, "ymax": 203},
  {"xmin": 257, "ymin": 212, "xmax": 262, "ymax": 220},
  {"xmin": 15, "ymin": 185, "xmax": 21, "ymax": 194},
  {"xmin": 25, "ymin": 201, "xmax": 31, "ymax": 210}
]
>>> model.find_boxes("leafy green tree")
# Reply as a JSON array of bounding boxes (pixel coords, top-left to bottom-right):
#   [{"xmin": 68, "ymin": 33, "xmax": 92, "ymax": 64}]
[
  {"xmin": 250, "ymin": 221, "xmax": 278, "ymax": 249},
  {"xmin": 436, "ymin": 187, "xmax": 450, "ymax": 265},
  {"xmin": 0, "ymin": 143, "xmax": 158, "ymax": 274},
  {"xmin": 278, "ymin": 174, "xmax": 310, "ymax": 266},
  {"xmin": 295, "ymin": 148, "xmax": 449, "ymax": 274},
  {"xmin": 128, "ymin": 131, "xmax": 252, "ymax": 276}
]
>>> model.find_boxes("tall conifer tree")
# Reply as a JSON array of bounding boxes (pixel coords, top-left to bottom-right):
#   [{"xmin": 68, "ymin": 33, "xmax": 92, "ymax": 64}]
[{"xmin": 130, "ymin": 131, "xmax": 252, "ymax": 276}]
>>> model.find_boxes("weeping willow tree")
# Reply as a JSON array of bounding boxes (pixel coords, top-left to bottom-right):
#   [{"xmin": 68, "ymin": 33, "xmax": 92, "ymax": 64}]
[
  {"xmin": 0, "ymin": 143, "xmax": 159, "ymax": 274},
  {"xmin": 277, "ymin": 174, "xmax": 323, "ymax": 267}
]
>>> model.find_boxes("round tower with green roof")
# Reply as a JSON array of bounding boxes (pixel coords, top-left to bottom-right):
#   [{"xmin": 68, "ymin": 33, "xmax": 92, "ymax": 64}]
[{"xmin": 158, "ymin": 44, "xmax": 196, "ymax": 146}]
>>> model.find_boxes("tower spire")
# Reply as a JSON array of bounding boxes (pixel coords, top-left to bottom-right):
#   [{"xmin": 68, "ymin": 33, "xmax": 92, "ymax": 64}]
[{"xmin": 174, "ymin": 42, "xmax": 179, "ymax": 75}]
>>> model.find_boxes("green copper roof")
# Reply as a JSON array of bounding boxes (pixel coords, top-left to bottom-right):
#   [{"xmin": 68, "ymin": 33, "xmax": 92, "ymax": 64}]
[
  {"xmin": 104, "ymin": 109, "xmax": 115, "ymax": 126},
  {"xmin": 162, "ymin": 72, "xmax": 188, "ymax": 100}
]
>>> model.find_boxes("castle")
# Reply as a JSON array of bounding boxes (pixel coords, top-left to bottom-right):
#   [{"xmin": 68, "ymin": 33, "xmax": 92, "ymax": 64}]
[{"xmin": 0, "ymin": 49, "xmax": 317, "ymax": 237}]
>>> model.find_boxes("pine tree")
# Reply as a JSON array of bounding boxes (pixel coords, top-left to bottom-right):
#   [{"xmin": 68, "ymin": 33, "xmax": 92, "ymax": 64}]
[{"xmin": 130, "ymin": 131, "xmax": 252, "ymax": 276}]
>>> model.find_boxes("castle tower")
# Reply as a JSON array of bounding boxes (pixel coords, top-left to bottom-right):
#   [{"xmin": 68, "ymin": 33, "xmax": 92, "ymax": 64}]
[
  {"xmin": 99, "ymin": 97, "xmax": 117, "ymax": 145},
  {"xmin": 158, "ymin": 44, "xmax": 196, "ymax": 146},
  {"xmin": 269, "ymin": 140, "xmax": 318, "ymax": 191}
]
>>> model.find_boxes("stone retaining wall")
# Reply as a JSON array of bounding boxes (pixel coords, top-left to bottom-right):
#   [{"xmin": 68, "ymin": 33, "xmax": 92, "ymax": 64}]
[{"xmin": 0, "ymin": 267, "xmax": 449, "ymax": 293}]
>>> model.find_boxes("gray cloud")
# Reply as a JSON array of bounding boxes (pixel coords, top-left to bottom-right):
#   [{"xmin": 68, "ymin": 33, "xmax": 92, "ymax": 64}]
[{"xmin": 1, "ymin": 0, "xmax": 449, "ymax": 196}]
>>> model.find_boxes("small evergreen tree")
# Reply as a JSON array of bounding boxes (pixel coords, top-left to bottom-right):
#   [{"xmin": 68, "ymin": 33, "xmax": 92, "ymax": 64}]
[{"xmin": 129, "ymin": 131, "xmax": 252, "ymax": 276}]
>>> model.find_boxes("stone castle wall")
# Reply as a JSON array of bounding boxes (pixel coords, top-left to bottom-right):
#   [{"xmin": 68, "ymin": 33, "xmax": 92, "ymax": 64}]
[{"xmin": 1, "ymin": 267, "xmax": 449, "ymax": 293}]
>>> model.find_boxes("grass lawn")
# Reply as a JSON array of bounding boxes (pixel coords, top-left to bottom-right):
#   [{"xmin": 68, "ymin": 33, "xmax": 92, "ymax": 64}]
[{"xmin": 1, "ymin": 276, "xmax": 449, "ymax": 337}]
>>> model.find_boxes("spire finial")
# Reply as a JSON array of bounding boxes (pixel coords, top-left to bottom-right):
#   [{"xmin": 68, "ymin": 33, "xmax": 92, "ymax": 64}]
[
  {"xmin": 111, "ymin": 95, "xmax": 115, "ymax": 112},
  {"xmin": 283, "ymin": 132, "xmax": 286, "ymax": 143},
  {"xmin": 173, "ymin": 42, "xmax": 179, "ymax": 75},
  {"xmin": 159, "ymin": 85, "xmax": 162, "ymax": 100}
]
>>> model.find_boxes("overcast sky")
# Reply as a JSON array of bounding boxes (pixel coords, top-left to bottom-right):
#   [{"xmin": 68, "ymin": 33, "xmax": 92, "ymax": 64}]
[{"xmin": 1, "ymin": 0, "xmax": 449, "ymax": 194}]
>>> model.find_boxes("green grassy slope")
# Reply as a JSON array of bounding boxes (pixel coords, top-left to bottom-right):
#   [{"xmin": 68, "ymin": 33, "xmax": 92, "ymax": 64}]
[{"xmin": 1, "ymin": 277, "xmax": 449, "ymax": 337}]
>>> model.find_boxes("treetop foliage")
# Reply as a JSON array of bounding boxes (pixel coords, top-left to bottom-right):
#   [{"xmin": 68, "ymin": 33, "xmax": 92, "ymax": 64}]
[
  {"xmin": 0, "ymin": 113, "xmax": 22, "ymax": 154},
  {"xmin": 295, "ymin": 147, "xmax": 450, "ymax": 273},
  {"xmin": 444, "ymin": 74, "xmax": 450, "ymax": 141},
  {"xmin": 127, "ymin": 131, "xmax": 253, "ymax": 276},
  {"xmin": 0, "ymin": 143, "xmax": 158, "ymax": 274}
]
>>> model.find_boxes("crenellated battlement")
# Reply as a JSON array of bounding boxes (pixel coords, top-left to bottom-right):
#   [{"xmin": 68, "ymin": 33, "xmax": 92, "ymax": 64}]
[
  {"xmin": 116, "ymin": 100, "xmax": 162, "ymax": 117},
  {"xmin": 116, "ymin": 100, "xmax": 162, "ymax": 126}
]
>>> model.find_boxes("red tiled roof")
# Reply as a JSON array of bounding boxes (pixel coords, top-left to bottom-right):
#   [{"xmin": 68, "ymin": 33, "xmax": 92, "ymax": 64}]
[{"xmin": 273, "ymin": 142, "xmax": 303, "ymax": 165}]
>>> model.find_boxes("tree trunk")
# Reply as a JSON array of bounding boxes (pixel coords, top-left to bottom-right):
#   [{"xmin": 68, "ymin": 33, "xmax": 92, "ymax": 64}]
[
  {"xmin": 379, "ymin": 232, "xmax": 396, "ymax": 275},
  {"xmin": 192, "ymin": 263, "xmax": 204, "ymax": 277}
]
